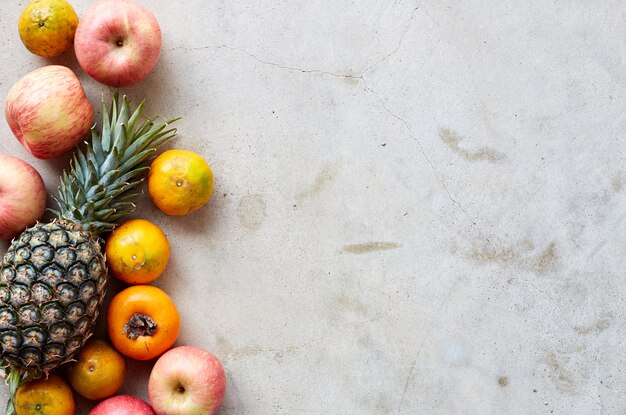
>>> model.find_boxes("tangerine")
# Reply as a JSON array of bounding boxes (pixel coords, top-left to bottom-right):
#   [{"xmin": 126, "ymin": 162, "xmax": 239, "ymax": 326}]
[
  {"xmin": 105, "ymin": 219, "xmax": 170, "ymax": 284},
  {"xmin": 148, "ymin": 149, "xmax": 214, "ymax": 216},
  {"xmin": 67, "ymin": 339, "xmax": 127, "ymax": 400},
  {"xmin": 14, "ymin": 374, "xmax": 75, "ymax": 415},
  {"xmin": 18, "ymin": 0, "xmax": 78, "ymax": 58}
]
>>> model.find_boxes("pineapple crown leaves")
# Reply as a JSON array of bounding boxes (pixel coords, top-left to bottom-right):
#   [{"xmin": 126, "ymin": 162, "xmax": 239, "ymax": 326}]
[
  {"xmin": 50, "ymin": 93, "xmax": 180, "ymax": 235},
  {"xmin": 3, "ymin": 368, "xmax": 41, "ymax": 415}
]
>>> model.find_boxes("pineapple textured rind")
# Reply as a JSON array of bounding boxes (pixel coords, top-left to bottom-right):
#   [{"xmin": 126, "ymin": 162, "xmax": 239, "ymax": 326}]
[{"xmin": 0, "ymin": 221, "xmax": 106, "ymax": 374}]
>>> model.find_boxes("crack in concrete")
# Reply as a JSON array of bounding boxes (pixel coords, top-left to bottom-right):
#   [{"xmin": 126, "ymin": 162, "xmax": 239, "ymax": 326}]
[
  {"xmin": 363, "ymin": 0, "xmax": 425, "ymax": 75},
  {"xmin": 165, "ymin": 2, "xmax": 485, "ymax": 239},
  {"xmin": 233, "ymin": 46, "xmax": 363, "ymax": 80},
  {"xmin": 396, "ymin": 355, "xmax": 418, "ymax": 415},
  {"xmin": 396, "ymin": 277, "xmax": 460, "ymax": 414},
  {"xmin": 166, "ymin": 44, "xmax": 363, "ymax": 80},
  {"xmin": 363, "ymin": 82, "xmax": 488, "ymax": 241},
  {"xmin": 165, "ymin": 0, "xmax": 425, "ymax": 81}
]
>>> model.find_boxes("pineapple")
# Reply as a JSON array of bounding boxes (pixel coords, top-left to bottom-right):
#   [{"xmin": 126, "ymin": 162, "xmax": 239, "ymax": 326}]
[{"xmin": 0, "ymin": 94, "xmax": 177, "ymax": 411}]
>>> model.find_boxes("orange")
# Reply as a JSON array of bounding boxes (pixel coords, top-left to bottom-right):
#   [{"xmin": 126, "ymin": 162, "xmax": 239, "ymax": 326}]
[
  {"xmin": 148, "ymin": 149, "xmax": 214, "ymax": 216},
  {"xmin": 105, "ymin": 219, "xmax": 170, "ymax": 284},
  {"xmin": 107, "ymin": 285, "xmax": 180, "ymax": 360},
  {"xmin": 14, "ymin": 374, "xmax": 75, "ymax": 415},
  {"xmin": 67, "ymin": 339, "xmax": 127, "ymax": 400},
  {"xmin": 18, "ymin": 0, "xmax": 79, "ymax": 58}
]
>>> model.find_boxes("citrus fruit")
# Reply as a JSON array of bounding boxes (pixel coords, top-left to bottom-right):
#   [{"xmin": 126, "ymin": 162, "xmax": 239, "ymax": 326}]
[
  {"xmin": 148, "ymin": 149, "xmax": 214, "ymax": 216},
  {"xmin": 107, "ymin": 285, "xmax": 181, "ymax": 360},
  {"xmin": 18, "ymin": 0, "xmax": 79, "ymax": 58},
  {"xmin": 105, "ymin": 218, "xmax": 170, "ymax": 284},
  {"xmin": 67, "ymin": 339, "xmax": 127, "ymax": 400},
  {"xmin": 14, "ymin": 374, "xmax": 75, "ymax": 415}
]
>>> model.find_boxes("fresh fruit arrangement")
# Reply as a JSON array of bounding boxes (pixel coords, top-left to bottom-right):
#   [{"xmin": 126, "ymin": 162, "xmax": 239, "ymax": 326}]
[
  {"xmin": 0, "ymin": 94, "xmax": 177, "ymax": 413},
  {"xmin": 1, "ymin": 1, "xmax": 224, "ymax": 413}
]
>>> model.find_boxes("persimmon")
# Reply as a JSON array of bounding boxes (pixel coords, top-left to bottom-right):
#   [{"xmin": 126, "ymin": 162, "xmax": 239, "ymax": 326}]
[
  {"xmin": 107, "ymin": 285, "xmax": 180, "ymax": 360},
  {"xmin": 147, "ymin": 149, "xmax": 213, "ymax": 216},
  {"xmin": 105, "ymin": 219, "xmax": 170, "ymax": 284}
]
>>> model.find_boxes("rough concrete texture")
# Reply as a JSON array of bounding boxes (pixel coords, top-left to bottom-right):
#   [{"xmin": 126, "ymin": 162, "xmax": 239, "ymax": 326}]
[{"xmin": 1, "ymin": 0, "xmax": 625, "ymax": 413}]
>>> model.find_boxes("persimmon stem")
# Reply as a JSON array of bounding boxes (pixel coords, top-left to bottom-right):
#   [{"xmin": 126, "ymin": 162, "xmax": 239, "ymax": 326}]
[{"xmin": 123, "ymin": 313, "xmax": 157, "ymax": 340}]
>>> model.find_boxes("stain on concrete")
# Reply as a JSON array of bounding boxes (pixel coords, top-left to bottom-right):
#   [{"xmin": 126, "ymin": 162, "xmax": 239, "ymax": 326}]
[
  {"xmin": 334, "ymin": 295, "xmax": 368, "ymax": 316},
  {"xmin": 229, "ymin": 346, "xmax": 266, "ymax": 359},
  {"xmin": 342, "ymin": 241, "xmax": 401, "ymax": 254},
  {"xmin": 535, "ymin": 242, "xmax": 557, "ymax": 274},
  {"xmin": 612, "ymin": 174, "xmax": 624, "ymax": 192},
  {"xmin": 357, "ymin": 392, "xmax": 393, "ymax": 414},
  {"xmin": 439, "ymin": 128, "xmax": 505, "ymax": 162},
  {"xmin": 215, "ymin": 334, "xmax": 231, "ymax": 349},
  {"xmin": 575, "ymin": 315, "xmax": 611, "ymax": 335},
  {"xmin": 561, "ymin": 280, "xmax": 589, "ymax": 305},
  {"xmin": 221, "ymin": 343, "xmax": 301, "ymax": 360},
  {"xmin": 470, "ymin": 245, "xmax": 518, "ymax": 264},
  {"xmin": 372, "ymin": 393, "xmax": 392, "ymax": 414},
  {"xmin": 273, "ymin": 351, "xmax": 285, "ymax": 362},
  {"xmin": 544, "ymin": 352, "xmax": 577, "ymax": 393},
  {"xmin": 357, "ymin": 333, "xmax": 373, "ymax": 348},
  {"xmin": 498, "ymin": 376, "xmax": 509, "ymax": 387},
  {"xmin": 216, "ymin": 334, "xmax": 325, "ymax": 361},
  {"xmin": 341, "ymin": 72, "xmax": 361, "ymax": 86},
  {"xmin": 295, "ymin": 162, "xmax": 339, "ymax": 202},
  {"xmin": 215, "ymin": 334, "xmax": 237, "ymax": 357},
  {"xmin": 468, "ymin": 241, "xmax": 557, "ymax": 275},
  {"xmin": 237, "ymin": 194, "xmax": 267, "ymax": 231}
]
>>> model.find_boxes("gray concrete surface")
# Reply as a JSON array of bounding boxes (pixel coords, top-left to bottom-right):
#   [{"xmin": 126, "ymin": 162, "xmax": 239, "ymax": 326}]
[{"xmin": 1, "ymin": 0, "xmax": 626, "ymax": 413}]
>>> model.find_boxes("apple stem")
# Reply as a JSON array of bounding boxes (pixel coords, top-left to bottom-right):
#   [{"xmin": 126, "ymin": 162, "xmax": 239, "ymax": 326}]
[{"xmin": 4, "ymin": 369, "xmax": 21, "ymax": 415}]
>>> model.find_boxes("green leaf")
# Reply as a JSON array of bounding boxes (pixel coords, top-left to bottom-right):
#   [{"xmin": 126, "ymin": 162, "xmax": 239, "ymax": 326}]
[
  {"xmin": 54, "ymin": 93, "xmax": 178, "ymax": 234},
  {"xmin": 126, "ymin": 99, "xmax": 146, "ymax": 133}
]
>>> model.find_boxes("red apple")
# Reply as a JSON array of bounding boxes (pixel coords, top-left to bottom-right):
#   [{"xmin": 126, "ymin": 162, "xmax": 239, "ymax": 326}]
[
  {"xmin": 74, "ymin": 0, "xmax": 162, "ymax": 87},
  {"xmin": 149, "ymin": 346, "xmax": 226, "ymax": 415},
  {"xmin": 4, "ymin": 65, "xmax": 94, "ymax": 159},
  {"xmin": 89, "ymin": 395, "xmax": 156, "ymax": 415},
  {"xmin": 0, "ymin": 154, "xmax": 46, "ymax": 240}
]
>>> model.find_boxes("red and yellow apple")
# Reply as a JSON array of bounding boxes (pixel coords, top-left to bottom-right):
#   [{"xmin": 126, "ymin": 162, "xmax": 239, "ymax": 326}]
[
  {"xmin": 4, "ymin": 65, "xmax": 94, "ymax": 159},
  {"xmin": 89, "ymin": 395, "xmax": 156, "ymax": 415},
  {"xmin": 0, "ymin": 154, "xmax": 46, "ymax": 240},
  {"xmin": 74, "ymin": 0, "xmax": 162, "ymax": 87},
  {"xmin": 148, "ymin": 346, "xmax": 226, "ymax": 415}
]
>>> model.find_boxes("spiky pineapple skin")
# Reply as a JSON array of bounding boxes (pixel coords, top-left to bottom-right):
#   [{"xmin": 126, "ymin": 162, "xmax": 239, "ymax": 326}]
[{"xmin": 0, "ymin": 220, "xmax": 106, "ymax": 374}]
